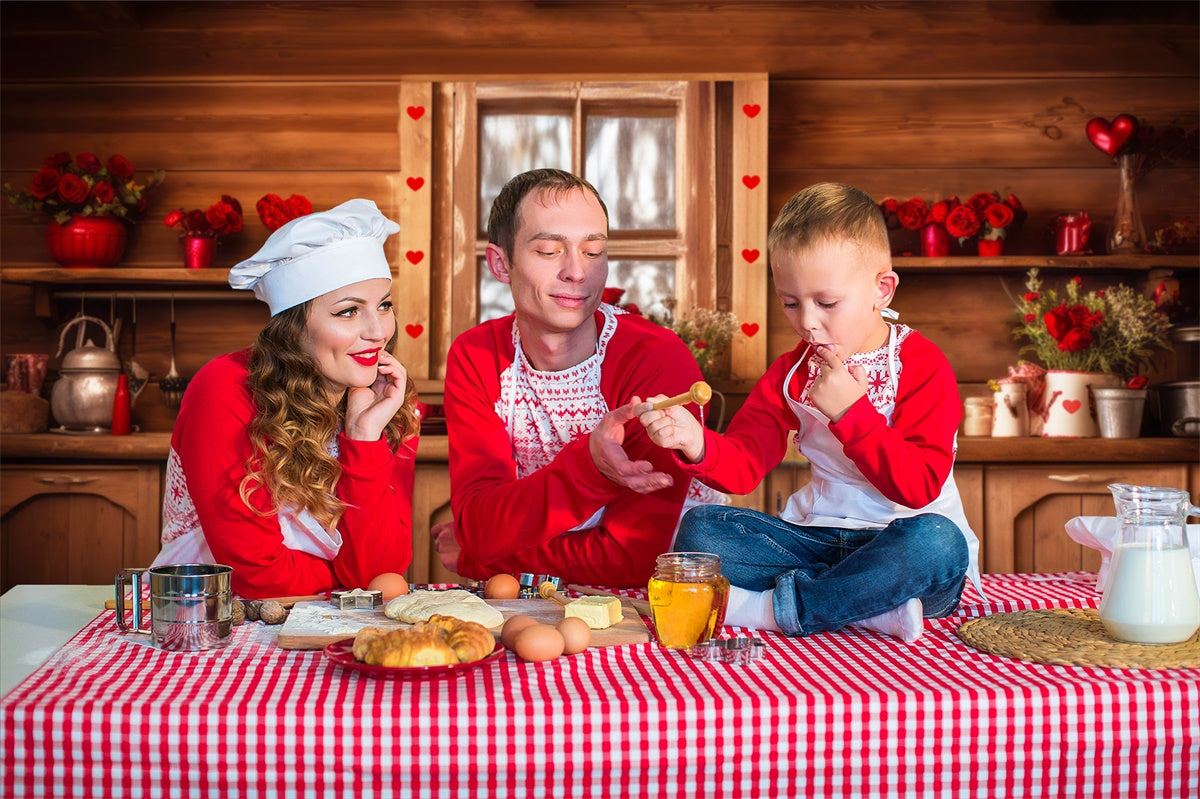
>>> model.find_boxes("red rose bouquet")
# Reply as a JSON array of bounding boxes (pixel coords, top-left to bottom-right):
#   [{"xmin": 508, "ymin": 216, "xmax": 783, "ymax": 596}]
[
  {"xmin": 3, "ymin": 151, "xmax": 164, "ymax": 225},
  {"xmin": 163, "ymin": 195, "xmax": 244, "ymax": 241},
  {"xmin": 1013, "ymin": 268, "xmax": 1171, "ymax": 380},
  {"xmin": 879, "ymin": 195, "xmax": 962, "ymax": 256},
  {"xmin": 256, "ymin": 193, "xmax": 313, "ymax": 231},
  {"xmin": 948, "ymin": 192, "xmax": 1025, "ymax": 243}
]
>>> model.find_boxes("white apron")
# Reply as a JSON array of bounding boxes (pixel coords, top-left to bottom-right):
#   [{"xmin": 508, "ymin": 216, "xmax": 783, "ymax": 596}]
[
  {"xmin": 501, "ymin": 304, "xmax": 725, "ymax": 538},
  {"xmin": 779, "ymin": 324, "xmax": 983, "ymax": 597}
]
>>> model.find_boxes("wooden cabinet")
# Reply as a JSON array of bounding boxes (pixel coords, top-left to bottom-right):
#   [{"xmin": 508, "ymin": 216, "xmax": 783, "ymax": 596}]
[
  {"xmin": 1, "ymin": 463, "xmax": 162, "ymax": 592},
  {"xmin": 982, "ymin": 463, "xmax": 1192, "ymax": 574},
  {"xmin": 409, "ymin": 462, "xmax": 455, "ymax": 585}
]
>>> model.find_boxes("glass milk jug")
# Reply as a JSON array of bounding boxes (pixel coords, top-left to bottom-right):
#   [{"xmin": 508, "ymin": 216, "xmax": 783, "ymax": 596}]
[{"xmin": 1098, "ymin": 484, "xmax": 1200, "ymax": 644}]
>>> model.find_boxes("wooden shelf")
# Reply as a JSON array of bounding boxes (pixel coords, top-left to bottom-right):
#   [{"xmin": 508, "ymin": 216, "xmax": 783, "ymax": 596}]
[
  {"xmin": 890, "ymin": 254, "xmax": 1198, "ymax": 272},
  {"xmin": 3, "ymin": 255, "xmax": 1196, "ymax": 288},
  {"xmin": 0, "ymin": 266, "xmax": 232, "ymax": 285}
]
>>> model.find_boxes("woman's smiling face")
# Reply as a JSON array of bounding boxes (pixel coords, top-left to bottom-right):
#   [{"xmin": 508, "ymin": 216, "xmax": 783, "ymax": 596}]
[{"xmin": 301, "ymin": 277, "xmax": 395, "ymax": 400}]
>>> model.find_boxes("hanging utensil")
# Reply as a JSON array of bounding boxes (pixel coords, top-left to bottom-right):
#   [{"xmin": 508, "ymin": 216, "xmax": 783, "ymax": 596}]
[
  {"xmin": 160, "ymin": 294, "xmax": 188, "ymax": 409},
  {"xmin": 124, "ymin": 296, "xmax": 149, "ymax": 407}
]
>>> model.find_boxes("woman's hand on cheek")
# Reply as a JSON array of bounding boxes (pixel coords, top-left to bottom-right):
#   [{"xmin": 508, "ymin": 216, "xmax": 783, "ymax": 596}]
[
  {"xmin": 344, "ymin": 352, "xmax": 409, "ymax": 441},
  {"xmin": 807, "ymin": 344, "xmax": 868, "ymax": 423}
]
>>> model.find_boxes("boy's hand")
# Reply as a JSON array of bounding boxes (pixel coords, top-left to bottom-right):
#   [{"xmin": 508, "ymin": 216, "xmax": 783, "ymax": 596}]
[
  {"xmin": 589, "ymin": 400, "xmax": 675, "ymax": 494},
  {"xmin": 807, "ymin": 344, "xmax": 867, "ymax": 422},
  {"xmin": 635, "ymin": 396, "xmax": 706, "ymax": 464}
]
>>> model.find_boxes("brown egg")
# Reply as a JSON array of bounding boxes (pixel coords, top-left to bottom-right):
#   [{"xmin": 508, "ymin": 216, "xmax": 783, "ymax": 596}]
[
  {"xmin": 500, "ymin": 614, "xmax": 540, "ymax": 649},
  {"xmin": 513, "ymin": 624, "xmax": 565, "ymax": 663},
  {"xmin": 367, "ymin": 572, "xmax": 409, "ymax": 601},
  {"xmin": 556, "ymin": 616, "xmax": 591, "ymax": 655},
  {"xmin": 484, "ymin": 573, "xmax": 521, "ymax": 600}
]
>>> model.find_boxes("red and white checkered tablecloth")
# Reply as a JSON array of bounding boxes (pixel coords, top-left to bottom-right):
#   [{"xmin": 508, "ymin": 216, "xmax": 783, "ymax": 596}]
[{"xmin": 3, "ymin": 573, "xmax": 1198, "ymax": 799}]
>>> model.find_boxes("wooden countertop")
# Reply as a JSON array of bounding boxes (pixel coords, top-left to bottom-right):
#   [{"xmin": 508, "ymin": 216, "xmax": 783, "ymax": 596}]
[
  {"xmin": 1, "ymin": 432, "xmax": 1193, "ymax": 464},
  {"xmin": 0, "ymin": 432, "xmax": 447, "ymax": 462}
]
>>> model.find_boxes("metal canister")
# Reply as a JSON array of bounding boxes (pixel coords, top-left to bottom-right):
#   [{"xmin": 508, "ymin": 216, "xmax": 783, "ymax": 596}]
[{"xmin": 115, "ymin": 563, "xmax": 233, "ymax": 651}]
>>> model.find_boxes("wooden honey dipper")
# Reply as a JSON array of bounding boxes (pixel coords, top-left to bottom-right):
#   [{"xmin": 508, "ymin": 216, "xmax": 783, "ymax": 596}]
[
  {"xmin": 650, "ymin": 380, "xmax": 712, "ymax": 411},
  {"xmin": 538, "ymin": 581, "xmax": 570, "ymax": 606}
]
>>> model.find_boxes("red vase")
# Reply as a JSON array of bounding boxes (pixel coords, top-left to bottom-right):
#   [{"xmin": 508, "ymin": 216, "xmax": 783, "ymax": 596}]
[
  {"xmin": 977, "ymin": 238, "xmax": 1005, "ymax": 256},
  {"xmin": 921, "ymin": 224, "xmax": 950, "ymax": 257},
  {"xmin": 183, "ymin": 236, "xmax": 217, "ymax": 269},
  {"xmin": 45, "ymin": 215, "xmax": 127, "ymax": 268}
]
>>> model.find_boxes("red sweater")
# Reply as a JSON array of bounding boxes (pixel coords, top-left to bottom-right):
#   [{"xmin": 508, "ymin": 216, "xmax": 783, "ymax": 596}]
[
  {"xmin": 167, "ymin": 349, "xmax": 416, "ymax": 598},
  {"xmin": 444, "ymin": 311, "xmax": 704, "ymax": 586},
  {"xmin": 686, "ymin": 331, "xmax": 961, "ymax": 510}
]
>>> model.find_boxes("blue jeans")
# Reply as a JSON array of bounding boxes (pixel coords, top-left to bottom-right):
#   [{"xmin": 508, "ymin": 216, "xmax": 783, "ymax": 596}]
[{"xmin": 675, "ymin": 506, "xmax": 969, "ymax": 637}]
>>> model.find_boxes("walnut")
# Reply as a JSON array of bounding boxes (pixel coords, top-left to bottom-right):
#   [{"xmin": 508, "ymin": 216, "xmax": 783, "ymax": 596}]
[
  {"xmin": 258, "ymin": 600, "xmax": 287, "ymax": 625},
  {"xmin": 232, "ymin": 600, "xmax": 246, "ymax": 626},
  {"xmin": 243, "ymin": 600, "xmax": 262, "ymax": 621}
]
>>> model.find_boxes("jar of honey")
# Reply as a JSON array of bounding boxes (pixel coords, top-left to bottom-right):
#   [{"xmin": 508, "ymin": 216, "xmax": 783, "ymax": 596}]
[{"xmin": 647, "ymin": 552, "xmax": 729, "ymax": 649}]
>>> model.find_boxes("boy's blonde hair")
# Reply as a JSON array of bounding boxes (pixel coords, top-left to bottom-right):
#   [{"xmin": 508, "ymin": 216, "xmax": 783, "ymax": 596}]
[{"xmin": 768, "ymin": 182, "xmax": 890, "ymax": 262}]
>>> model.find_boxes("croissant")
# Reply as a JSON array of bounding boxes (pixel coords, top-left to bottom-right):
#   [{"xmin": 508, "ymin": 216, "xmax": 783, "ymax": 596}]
[
  {"xmin": 351, "ymin": 616, "xmax": 495, "ymax": 667},
  {"xmin": 425, "ymin": 614, "xmax": 495, "ymax": 663}
]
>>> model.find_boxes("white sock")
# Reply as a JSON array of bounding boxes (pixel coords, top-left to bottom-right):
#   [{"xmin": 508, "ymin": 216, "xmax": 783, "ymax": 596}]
[
  {"xmin": 723, "ymin": 586, "xmax": 781, "ymax": 632},
  {"xmin": 852, "ymin": 598, "xmax": 924, "ymax": 643}
]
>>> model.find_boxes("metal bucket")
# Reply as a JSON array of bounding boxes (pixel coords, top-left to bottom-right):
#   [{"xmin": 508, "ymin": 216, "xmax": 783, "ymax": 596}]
[
  {"xmin": 115, "ymin": 563, "xmax": 233, "ymax": 651},
  {"xmin": 1093, "ymin": 387, "xmax": 1147, "ymax": 438}
]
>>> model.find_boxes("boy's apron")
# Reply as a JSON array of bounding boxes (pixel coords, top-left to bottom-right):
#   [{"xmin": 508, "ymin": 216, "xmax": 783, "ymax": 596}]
[{"xmin": 778, "ymin": 324, "xmax": 984, "ymax": 597}]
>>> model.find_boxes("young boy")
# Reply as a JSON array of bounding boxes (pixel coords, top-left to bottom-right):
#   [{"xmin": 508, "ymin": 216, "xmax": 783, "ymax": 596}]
[{"xmin": 635, "ymin": 182, "xmax": 980, "ymax": 642}]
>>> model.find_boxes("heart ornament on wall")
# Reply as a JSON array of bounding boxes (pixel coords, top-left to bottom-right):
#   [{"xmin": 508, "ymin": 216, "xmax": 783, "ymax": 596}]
[
  {"xmin": 1085, "ymin": 114, "xmax": 1137, "ymax": 158},
  {"xmin": 405, "ymin": 323, "xmax": 424, "ymax": 339}
]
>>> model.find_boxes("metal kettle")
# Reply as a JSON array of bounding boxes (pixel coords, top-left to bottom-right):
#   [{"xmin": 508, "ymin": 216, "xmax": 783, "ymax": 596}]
[{"xmin": 50, "ymin": 315, "xmax": 121, "ymax": 430}]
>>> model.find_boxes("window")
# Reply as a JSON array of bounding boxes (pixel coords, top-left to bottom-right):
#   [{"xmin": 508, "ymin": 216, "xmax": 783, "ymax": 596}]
[{"xmin": 399, "ymin": 76, "xmax": 767, "ymax": 385}]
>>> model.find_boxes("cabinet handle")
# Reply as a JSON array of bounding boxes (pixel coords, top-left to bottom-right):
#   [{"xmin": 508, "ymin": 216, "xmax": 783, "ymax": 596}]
[
  {"xmin": 1047, "ymin": 474, "xmax": 1116, "ymax": 484},
  {"xmin": 35, "ymin": 475, "xmax": 98, "ymax": 486}
]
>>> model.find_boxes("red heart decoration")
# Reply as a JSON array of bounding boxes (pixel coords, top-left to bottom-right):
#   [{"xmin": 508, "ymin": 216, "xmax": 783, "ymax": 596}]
[
  {"xmin": 406, "ymin": 176, "xmax": 425, "ymax": 191},
  {"xmin": 405, "ymin": 250, "xmax": 424, "ymax": 265},
  {"xmin": 406, "ymin": 105, "xmax": 425, "ymax": 120},
  {"xmin": 741, "ymin": 322, "xmax": 760, "ymax": 337},
  {"xmin": 405, "ymin": 323, "xmax": 424, "ymax": 339},
  {"xmin": 742, "ymin": 103, "xmax": 761, "ymax": 118},
  {"xmin": 741, "ymin": 248, "xmax": 760, "ymax": 263},
  {"xmin": 742, "ymin": 175, "xmax": 761, "ymax": 190},
  {"xmin": 1085, "ymin": 114, "xmax": 1137, "ymax": 158},
  {"xmin": 1061, "ymin": 399, "xmax": 1082, "ymax": 415}
]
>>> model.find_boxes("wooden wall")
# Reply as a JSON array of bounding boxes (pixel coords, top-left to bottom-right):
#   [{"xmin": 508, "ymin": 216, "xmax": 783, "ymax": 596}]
[{"xmin": 2, "ymin": 1, "xmax": 1196, "ymax": 431}]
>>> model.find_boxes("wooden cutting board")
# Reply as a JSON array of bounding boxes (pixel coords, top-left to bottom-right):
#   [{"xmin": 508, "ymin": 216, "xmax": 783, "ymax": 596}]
[{"xmin": 275, "ymin": 597, "xmax": 651, "ymax": 650}]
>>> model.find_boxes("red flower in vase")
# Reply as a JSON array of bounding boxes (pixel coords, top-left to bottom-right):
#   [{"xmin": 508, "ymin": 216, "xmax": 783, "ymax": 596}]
[{"xmin": 164, "ymin": 195, "xmax": 244, "ymax": 241}]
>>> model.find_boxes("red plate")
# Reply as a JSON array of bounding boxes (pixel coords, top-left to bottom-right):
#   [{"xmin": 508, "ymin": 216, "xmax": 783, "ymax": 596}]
[{"xmin": 323, "ymin": 638, "xmax": 506, "ymax": 680}]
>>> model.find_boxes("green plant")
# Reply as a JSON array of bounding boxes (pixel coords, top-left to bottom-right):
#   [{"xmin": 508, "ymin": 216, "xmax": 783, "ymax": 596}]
[
  {"xmin": 651, "ymin": 300, "xmax": 739, "ymax": 380},
  {"xmin": 1012, "ymin": 268, "xmax": 1172, "ymax": 380}
]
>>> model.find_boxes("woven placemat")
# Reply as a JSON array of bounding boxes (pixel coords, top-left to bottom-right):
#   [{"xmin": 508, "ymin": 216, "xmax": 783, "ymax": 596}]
[{"xmin": 957, "ymin": 608, "xmax": 1200, "ymax": 669}]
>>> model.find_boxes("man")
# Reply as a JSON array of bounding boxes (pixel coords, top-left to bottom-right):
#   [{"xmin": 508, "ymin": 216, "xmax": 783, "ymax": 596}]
[{"xmin": 434, "ymin": 168, "xmax": 723, "ymax": 586}]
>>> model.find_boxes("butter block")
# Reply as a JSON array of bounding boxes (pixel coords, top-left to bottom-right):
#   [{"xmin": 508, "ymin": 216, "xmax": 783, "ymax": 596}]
[{"xmin": 564, "ymin": 595, "xmax": 623, "ymax": 629}]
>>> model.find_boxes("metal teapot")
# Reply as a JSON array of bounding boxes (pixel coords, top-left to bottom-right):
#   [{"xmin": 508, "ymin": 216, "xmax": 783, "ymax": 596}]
[{"xmin": 50, "ymin": 315, "xmax": 121, "ymax": 430}]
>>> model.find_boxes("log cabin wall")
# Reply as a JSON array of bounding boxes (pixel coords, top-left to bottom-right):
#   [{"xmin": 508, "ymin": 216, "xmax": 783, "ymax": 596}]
[{"xmin": 1, "ymin": 1, "xmax": 1197, "ymax": 433}]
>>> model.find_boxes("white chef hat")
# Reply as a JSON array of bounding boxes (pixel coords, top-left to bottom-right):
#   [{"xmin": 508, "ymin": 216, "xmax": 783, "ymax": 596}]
[{"xmin": 229, "ymin": 198, "xmax": 400, "ymax": 316}]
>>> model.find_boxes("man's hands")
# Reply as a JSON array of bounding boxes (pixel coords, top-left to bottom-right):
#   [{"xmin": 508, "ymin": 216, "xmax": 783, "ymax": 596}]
[
  {"xmin": 589, "ymin": 400, "xmax": 675, "ymax": 495},
  {"xmin": 431, "ymin": 520, "xmax": 461, "ymax": 574}
]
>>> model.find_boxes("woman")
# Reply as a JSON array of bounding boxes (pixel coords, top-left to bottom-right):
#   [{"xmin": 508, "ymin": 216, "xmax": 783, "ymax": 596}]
[{"xmin": 153, "ymin": 199, "xmax": 419, "ymax": 598}]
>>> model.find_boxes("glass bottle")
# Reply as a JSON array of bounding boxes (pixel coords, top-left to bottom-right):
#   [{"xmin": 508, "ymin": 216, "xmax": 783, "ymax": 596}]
[
  {"xmin": 1106, "ymin": 153, "xmax": 1146, "ymax": 254},
  {"xmin": 1099, "ymin": 483, "xmax": 1200, "ymax": 644},
  {"xmin": 647, "ymin": 552, "xmax": 729, "ymax": 649}
]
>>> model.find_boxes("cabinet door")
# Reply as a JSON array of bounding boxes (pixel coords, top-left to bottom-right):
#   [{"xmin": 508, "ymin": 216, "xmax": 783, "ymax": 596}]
[
  {"xmin": 1, "ymin": 464, "xmax": 162, "ymax": 591},
  {"xmin": 983, "ymin": 464, "xmax": 1189, "ymax": 574},
  {"xmin": 410, "ymin": 463, "xmax": 455, "ymax": 585}
]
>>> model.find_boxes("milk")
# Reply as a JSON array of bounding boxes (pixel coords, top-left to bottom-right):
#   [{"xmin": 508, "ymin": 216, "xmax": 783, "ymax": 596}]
[{"xmin": 1099, "ymin": 544, "xmax": 1200, "ymax": 644}]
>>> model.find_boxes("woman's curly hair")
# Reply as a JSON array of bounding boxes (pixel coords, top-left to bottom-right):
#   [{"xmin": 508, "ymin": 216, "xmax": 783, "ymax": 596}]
[{"xmin": 239, "ymin": 302, "xmax": 419, "ymax": 530}]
